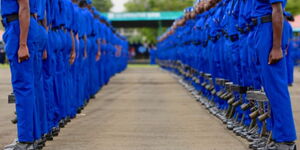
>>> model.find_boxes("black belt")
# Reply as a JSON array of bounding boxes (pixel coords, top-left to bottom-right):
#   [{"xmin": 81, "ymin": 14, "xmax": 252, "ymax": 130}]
[
  {"xmin": 3, "ymin": 13, "xmax": 36, "ymax": 24},
  {"xmin": 51, "ymin": 25, "xmax": 67, "ymax": 31},
  {"xmin": 51, "ymin": 26, "xmax": 60, "ymax": 31},
  {"xmin": 38, "ymin": 20, "xmax": 43, "ymax": 25},
  {"xmin": 229, "ymin": 34, "xmax": 239, "ymax": 42},
  {"xmin": 184, "ymin": 41, "xmax": 190, "ymax": 45},
  {"xmin": 222, "ymin": 29, "xmax": 229, "ymax": 38},
  {"xmin": 192, "ymin": 41, "xmax": 201, "ymax": 46},
  {"xmin": 211, "ymin": 34, "xmax": 220, "ymax": 42},
  {"xmin": 87, "ymin": 35, "xmax": 94, "ymax": 38},
  {"xmin": 237, "ymin": 26, "xmax": 245, "ymax": 34},
  {"xmin": 252, "ymin": 15, "xmax": 272, "ymax": 26},
  {"xmin": 244, "ymin": 24, "xmax": 251, "ymax": 33}
]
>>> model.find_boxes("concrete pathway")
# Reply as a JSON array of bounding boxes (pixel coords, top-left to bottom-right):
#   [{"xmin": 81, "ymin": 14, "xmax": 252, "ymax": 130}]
[{"xmin": 0, "ymin": 66, "xmax": 299, "ymax": 150}]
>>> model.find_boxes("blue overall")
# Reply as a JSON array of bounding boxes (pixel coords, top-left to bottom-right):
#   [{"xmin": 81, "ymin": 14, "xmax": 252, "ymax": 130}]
[
  {"xmin": 94, "ymin": 13, "xmax": 105, "ymax": 92},
  {"xmin": 46, "ymin": 0, "xmax": 61, "ymax": 129},
  {"xmin": 82, "ymin": 7, "xmax": 93, "ymax": 101},
  {"xmin": 237, "ymin": 0, "xmax": 253, "ymax": 126},
  {"xmin": 77, "ymin": 6, "xmax": 88, "ymax": 108},
  {"xmin": 1, "ymin": 0, "xmax": 41, "ymax": 143},
  {"xmin": 70, "ymin": 2, "xmax": 80, "ymax": 117},
  {"xmin": 50, "ymin": 0, "xmax": 67, "ymax": 123},
  {"xmin": 284, "ymin": 21, "xmax": 294, "ymax": 85},
  {"xmin": 42, "ymin": 0, "xmax": 58, "ymax": 133},
  {"xmin": 61, "ymin": 0, "xmax": 75, "ymax": 118},
  {"xmin": 98, "ymin": 22, "xmax": 105, "ymax": 89},
  {"xmin": 252, "ymin": 0, "xmax": 297, "ymax": 142},
  {"xmin": 35, "ymin": 0, "xmax": 49, "ymax": 137}
]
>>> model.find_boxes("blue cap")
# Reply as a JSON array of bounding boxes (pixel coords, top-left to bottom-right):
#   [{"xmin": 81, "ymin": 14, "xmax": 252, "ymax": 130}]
[
  {"xmin": 184, "ymin": 7, "xmax": 189, "ymax": 13},
  {"xmin": 191, "ymin": 7, "xmax": 195, "ymax": 12},
  {"xmin": 194, "ymin": 0, "xmax": 201, "ymax": 5},
  {"xmin": 87, "ymin": 0, "xmax": 92, "ymax": 4},
  {"xmin": 92, "ymin": 7, "xmax": 98, "ymax": 13},
  {"xmin": 184, "ymin": 7, "xmax": 194, "ymax": 13}
]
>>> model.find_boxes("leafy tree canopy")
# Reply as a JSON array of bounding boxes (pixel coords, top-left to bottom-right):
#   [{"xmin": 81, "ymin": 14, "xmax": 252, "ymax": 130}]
[
  {"xmin": 286, "ymin": 0, "xmax": 300, "ymax": 15},
  {"xmin": 93, "ymin": 0, "xmax": 113, "ymax": 12}
]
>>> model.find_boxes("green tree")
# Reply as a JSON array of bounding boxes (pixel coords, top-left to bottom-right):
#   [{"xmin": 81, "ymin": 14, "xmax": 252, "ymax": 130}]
[
  {"xmin": 286, "ymin": 0, "xmax": 300, "ymax": 15},
  {"xmin": 93, "ymin": 0, "xmax": 113, "ymax": 12},
  {"xmin": 125, "ymin": 0, "xmax": 194, "ymax": 12},
  {"xmin": 125, "ymin": 0, "xmax": 194, "ymax": 44}
]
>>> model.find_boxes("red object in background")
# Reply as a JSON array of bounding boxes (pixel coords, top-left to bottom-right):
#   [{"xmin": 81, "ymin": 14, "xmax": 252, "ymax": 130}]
[
  {"xmin": 130, "ymin": 47, "xmax": 136, "ymax": 58},
  {"xmin": 290, "ymin": 15, "xmax": 300, "ymax": 29}
]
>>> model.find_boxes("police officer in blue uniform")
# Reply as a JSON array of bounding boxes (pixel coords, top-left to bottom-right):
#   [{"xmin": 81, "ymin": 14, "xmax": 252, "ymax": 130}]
[
  {"xmin": 70, "ymin": 0, "xmax": 80, "ymax": 119},
  {"xmin": 1, "ymin": 0, "xmax": 41, "ymax": 149},
  {"xmin": 283, "ymin": 12, "xmax": 295, "ymax": 86},
  {"xmin": 252, "ymin": 0, "xmax": 297, "ymax": 149},
  {"xmin": 35, "ymin": 0, "xmax": 49, "ymax": 147}
]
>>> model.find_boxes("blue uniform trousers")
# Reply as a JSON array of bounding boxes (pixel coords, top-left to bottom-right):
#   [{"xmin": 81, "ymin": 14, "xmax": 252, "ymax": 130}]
[
  {"xmin": 36, "ymin": 24, "xmax": 48, "ymax": 137},
  {"xmin": 247, "ymin": 29, "xmax": 262, "ymax": 90},
  {"xmin": 3, "ymin": 17, "xmax": 41, "ymax": 142},
  {"xmin": 79, "ymin": 39, "xmax": 86, "ymax": 106},
  {"xmin": 44, "ymin": 31, "xmax": 58, "ymax": 131},
  {"xmin": 63, "ymin": 31, "xmax": 73, "ymax": 118},
  {"xmin": 34, "ymin": 50, "xmax": 47, "ymax": 138},
  {"xmin": 286, "ymin": 43, "xmax": 294, "ymax": 85},
  {"xmin": 254, "ymin": 22, "xmax": 297, "ymax": 142},
  {"xmin": 53, "ymin": 30, "xmax": 67, "ymax": 121},
  {"xmin": 70, "ymin": 38, "xmax": 80, "ymax": 117}
]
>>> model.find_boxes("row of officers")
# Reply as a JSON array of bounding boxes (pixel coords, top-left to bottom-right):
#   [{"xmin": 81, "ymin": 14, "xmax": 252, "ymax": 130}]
[
  {"xmin": 1, "ymin": 0, "xmax": 129, "ymax": 149},
  {"xmin": 157, "ymin": 0, "xmax": 297, "ymax": 150}
]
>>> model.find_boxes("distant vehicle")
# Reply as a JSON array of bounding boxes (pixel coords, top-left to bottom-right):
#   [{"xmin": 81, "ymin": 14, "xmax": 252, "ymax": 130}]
[{"xmin": 0, "ymin": 40, "xmax": 6, "ymax": 64}]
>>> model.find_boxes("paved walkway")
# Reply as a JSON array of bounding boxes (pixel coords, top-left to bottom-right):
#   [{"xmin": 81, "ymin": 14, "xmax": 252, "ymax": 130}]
[{"xmin": 0, "ymin": 66, "xmax": 299, "ymax": 150}]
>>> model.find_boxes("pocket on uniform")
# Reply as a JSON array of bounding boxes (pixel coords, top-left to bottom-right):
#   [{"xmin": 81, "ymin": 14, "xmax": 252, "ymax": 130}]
[
  {"xmin": 27, "ymin": 41, "xmax": 38, "ymax": 58},
  {"xmin": 3, "ymin": 27, "xmax": 20, "ymax": 61}
]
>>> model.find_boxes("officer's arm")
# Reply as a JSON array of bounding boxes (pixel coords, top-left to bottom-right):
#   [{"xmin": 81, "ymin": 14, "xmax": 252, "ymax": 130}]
[
  {"xmin": 269, "ymin": 2, "xmax": 284, "ymax": 64},
  {"xmin": 42, "ymin": 13, "xmax": 48, "ymax": 30},
  {"xmin": 96, "ymin": 38, "xmax": 101, "ymax": 61},
  {"xmin": 69, "ymin": 31, "xmax": 76, "ymax": 64},
  {"xmin": 17, "ymin": 0, "xmax": 30, "ymax": 63},
  {"xmin": 42, "ymin": 13, "xmax": 48, "ymax": 60}
]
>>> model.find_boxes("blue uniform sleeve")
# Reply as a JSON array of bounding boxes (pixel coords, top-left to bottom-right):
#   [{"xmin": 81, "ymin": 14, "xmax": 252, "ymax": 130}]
[
  {"xmin": 37, "ymin": 0, "xmax": 46, "ymax": 20},
  {"xmin": 269, "ymin": 0, "xmax": 284, "ymax": 4},
  {"xmin": 57, "ymin": 0, "xmax": 66, "ymax": 26},
  {"xmin": 46, "ymin": 0, "xmax": 52, "ymax": 26},
  {"xmin": 72, "ymin": 4, "xmax": 79, "ymax": 34},
  {"xmin": 66, "ymin": 1, "xmax": 74, "ymax": 30}
]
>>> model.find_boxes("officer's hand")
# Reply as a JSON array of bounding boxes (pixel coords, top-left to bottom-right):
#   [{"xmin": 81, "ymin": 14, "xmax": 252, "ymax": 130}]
[
  {"xmin": 96, "ymin": 51, "xmax": 101, "ymax": 61},
  {"xmin": 18, "ymin": 44, "xmax": 30, "ymax": 63},
  {"xmin": 268, "ymin": 48, "xmax": 283, "ymax": 65},
  {"xmin": 43, "ymin": 50, "xmax": 48, "ymax": 60},
  {"xmin": 69, "ymin": 51, "xmax": 76, "ymax": 64}
]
